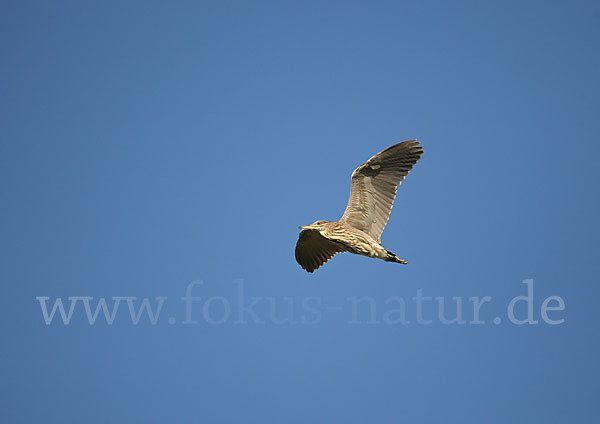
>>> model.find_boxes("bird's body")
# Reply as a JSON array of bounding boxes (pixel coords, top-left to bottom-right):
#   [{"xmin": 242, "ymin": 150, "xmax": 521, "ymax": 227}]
[
  {"xmin": 299, "ymin": 221, "xmax": 395, "ymax": 260},
  {"xmin": 295, "ymin": 140, "xmax": 423, "ymax": 273}
]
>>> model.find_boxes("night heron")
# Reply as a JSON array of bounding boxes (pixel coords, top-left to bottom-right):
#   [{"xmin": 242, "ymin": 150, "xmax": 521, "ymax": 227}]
[{"xmin": 295, "ymin": 140, "xmax": 423, "ymax": 273}]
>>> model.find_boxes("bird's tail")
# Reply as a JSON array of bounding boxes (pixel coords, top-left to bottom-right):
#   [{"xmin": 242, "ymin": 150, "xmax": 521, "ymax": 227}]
[{"xmin": 385, "ymin": 250, "xmax": 408, "ymax": 264}]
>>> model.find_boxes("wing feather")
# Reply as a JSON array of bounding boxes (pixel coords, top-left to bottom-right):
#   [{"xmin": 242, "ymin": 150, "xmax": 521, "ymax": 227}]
[
  {"xmin": 295, "ymin": 230, "xmax": 348, "ymax": 273},
  {"xmin": 339, "ymin": 140, "xmax": 423, "ymax": 242}
]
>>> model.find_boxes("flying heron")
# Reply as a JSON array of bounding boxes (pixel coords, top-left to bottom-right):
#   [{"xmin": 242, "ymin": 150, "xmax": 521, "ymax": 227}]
[{"xmin": 295, "ymin": 140, "xmax": 423, "ymax": 273}]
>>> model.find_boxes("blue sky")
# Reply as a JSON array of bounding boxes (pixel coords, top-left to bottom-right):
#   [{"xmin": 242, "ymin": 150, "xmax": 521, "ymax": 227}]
[{"xmin": 2, "ymin": 1, "xmax": 599, "ymax": 422}]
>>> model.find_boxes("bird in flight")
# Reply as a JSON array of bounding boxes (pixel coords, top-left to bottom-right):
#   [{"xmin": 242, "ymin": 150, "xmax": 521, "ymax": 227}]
[{"xmin": 295, "ymin": 140, "xmax": 423, "ymax": 273}]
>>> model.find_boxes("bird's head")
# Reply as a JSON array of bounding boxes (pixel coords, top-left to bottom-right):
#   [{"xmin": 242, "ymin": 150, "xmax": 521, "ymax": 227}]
[{"xmin": 298, "ymin": 220, "xmax": 330, "ymax": 231}]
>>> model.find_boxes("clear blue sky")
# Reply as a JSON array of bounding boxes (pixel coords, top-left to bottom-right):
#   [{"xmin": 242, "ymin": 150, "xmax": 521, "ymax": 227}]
[{"xmin": 2, "ymin": 1, "xmax": 599, "ymax": 422}]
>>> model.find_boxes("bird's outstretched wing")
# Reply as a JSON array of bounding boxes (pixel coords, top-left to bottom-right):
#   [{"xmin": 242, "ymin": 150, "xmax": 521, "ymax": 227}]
[
  {"xmin": 295, "ymin": 230, "xmax": 348, "ymax": 273},
  {"xmin": 339, "ymin": 140, "xmax": 423, "ymax": 243}
]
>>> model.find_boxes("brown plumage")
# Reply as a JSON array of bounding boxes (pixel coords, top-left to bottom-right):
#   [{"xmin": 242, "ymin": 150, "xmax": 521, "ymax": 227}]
[{"xmin": 295, "ymin": 140, "xmax": 423, "ymax": 273}]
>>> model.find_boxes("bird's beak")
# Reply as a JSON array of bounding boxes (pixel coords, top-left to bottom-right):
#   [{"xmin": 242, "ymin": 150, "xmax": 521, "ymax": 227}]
[{"xmin": 298, "ymin": 225, "xmax": 308, "ymax": 230}]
